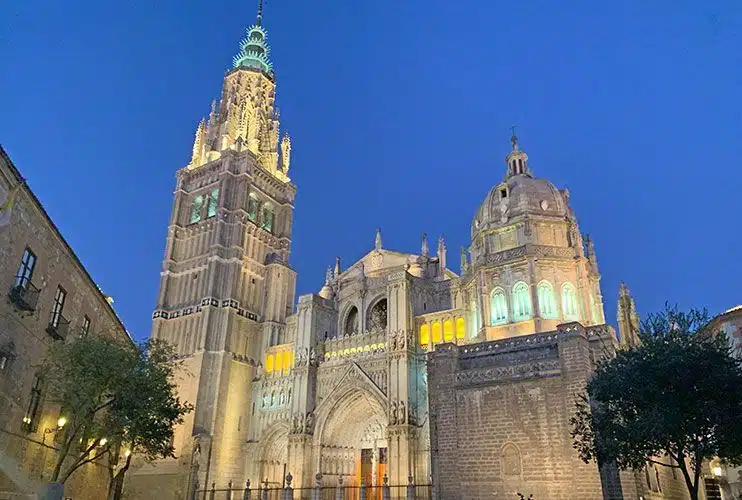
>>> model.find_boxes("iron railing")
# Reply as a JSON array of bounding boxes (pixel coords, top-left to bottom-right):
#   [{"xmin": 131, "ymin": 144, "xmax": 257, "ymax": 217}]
[
  {"xmin": 46, "ymin": 314, "xmax": 70, "ymax": 341},
  {"xmin": 194, "ymin": 484, "xmax": 432, "ymax": 500},
  {"xmin": 8, "ymin": 277, "xmax": 40, "ymax": 312}
]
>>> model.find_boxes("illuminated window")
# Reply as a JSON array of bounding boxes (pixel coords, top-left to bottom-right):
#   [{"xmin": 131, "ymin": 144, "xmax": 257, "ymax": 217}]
[
  {"xmin": 207, "ymin": 188, "xmax": 219, "ymax": 218},
  {"xmin": 283, "ymin": 351, "xmax": 291, "ymax": 372},
  {"xmin": 512, "ymin": 282, "xmax": 532, "ymax": 321},
  {"xmin": 274, "ymin": 352, "xmax": 283, "ymax": 373},
  {"xmin": 443, "ymin": 319, "xmax": 454, "ymax": 342},
  {"xmin": 261, "ymin": 204, "xmax": 275, "ymax": 233},
  {"xmin": 561, "ymin": 283, "xmax": 579, "ymax": 321},
  {"xmin": 431, "ymin": 322, "xmax": 442, "ymax": 344},
  {"xmin": 490, "ymin": 288, "xmax": 508, "ymax": 325},
  {"xmin": 537, "ymin": 281, "xmax": 557, "ymax": 319},
  {"xmin": 265, "ymin": 354, "xmax": 275, "ymax": 373},
  {"xmin": 190, "ymin": 195, "xmax": 203, "ymax": 224},
  {"xmin": 455, "ymin": 318, "xmax": 466, "ymax": 339},
  {"xmin": 247, "ymin": 194, "xmax": 259, "ymax": 222}
]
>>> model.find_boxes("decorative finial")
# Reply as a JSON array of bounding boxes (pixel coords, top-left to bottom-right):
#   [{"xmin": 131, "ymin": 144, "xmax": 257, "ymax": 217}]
[
  {"xmin": 375, "ymin": 228, "xmax": 382, "ymax": 251},
  {"xmin": 421, "ymin": 233, "xmax": 429, "ymax": 257},
  {"xmin": 256, "ymin": 0, "xmax": 264, "ymax": 26},
  {"xmin": 325, "ymin": 266, "xmax": 332, "ymax": 284},
  {"xmin": 334, "ymin": 256, "xmax": 341, "ymax": 277},
  {"xmin": 510, "ymin": 125, "xmax": 519, "ymax": 151}
]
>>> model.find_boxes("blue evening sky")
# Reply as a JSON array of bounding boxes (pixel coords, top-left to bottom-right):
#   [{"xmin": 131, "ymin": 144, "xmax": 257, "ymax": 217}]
[{"xmin": 1, "ymin": 0, "xmax": 740, "ymax": 341}]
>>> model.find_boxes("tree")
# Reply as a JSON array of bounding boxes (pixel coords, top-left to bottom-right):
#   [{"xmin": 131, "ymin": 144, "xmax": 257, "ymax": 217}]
[
  {"xmin": 571, "ymin": 306, "xmax": 742, "ymax": 500},
  {"xmin": 42, "ymin": 336, "xmax": 191, "ymax": 500}
]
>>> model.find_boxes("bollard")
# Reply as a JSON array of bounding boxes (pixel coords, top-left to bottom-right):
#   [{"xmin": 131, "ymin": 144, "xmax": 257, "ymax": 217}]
[
  {"xmin": 381, "ymin": 474, "xmax": 390, "ymax": 500},
  {"xmin": 227, "ymin": 480, "xmax": 233, "ymax": 500},
  {"xmin": 311, "ymin": 473, "xmax": 322, "ymax": 500},
  {"xmin": 283, "ymin": 472, "xmax": 293, "ymax": 500},
  {"xmin": 209, "ymin": 482, "xmax": 216, "ymax": 500},
  {"xmin": 243, "ymin": 479, "xmax": 251, "ymax": 500},
  {"xmin": 406, "ymin": 474, "xmax": 414, "ymax": 500},
  {"xmin": 335, "ymin": 476, "xmax": 344, "ymax": 500}
]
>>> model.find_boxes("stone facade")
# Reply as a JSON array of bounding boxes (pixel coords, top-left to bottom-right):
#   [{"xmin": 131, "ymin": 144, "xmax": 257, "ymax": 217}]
[{"xmin": 0, "ymin": 146, "xmax": 130, "ymax": 499}]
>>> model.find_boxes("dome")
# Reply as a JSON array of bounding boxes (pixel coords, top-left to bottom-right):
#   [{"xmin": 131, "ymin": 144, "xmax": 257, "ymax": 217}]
[{"xmin": 471, "ymin": 174, "xmax": 569, "ymax": 239}]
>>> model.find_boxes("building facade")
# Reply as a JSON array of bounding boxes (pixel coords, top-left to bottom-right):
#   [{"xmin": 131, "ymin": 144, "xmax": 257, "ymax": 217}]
[{"xmin": 0, "ymin": 146, "xmax": 130, "ymax": 499}]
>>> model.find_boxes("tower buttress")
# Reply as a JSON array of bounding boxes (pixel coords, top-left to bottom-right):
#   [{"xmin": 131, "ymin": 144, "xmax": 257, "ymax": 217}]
[{"xmin": 617, "ymin": 282, "xmax": 641, "ymax": 347}]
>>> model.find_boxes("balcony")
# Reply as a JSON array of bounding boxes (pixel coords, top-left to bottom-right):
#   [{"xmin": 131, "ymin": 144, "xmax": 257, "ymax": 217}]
[
  {"xmin": 46, "ymin": 314, "xmax": 70, "ymax": 341},
  {"xmin": 8, "ymin": 278, "xmax": 40, "ymax": 312}
]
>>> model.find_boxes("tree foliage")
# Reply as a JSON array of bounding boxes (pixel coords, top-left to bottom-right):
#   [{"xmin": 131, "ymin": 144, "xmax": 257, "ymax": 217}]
[
  {"xmin": 570, "ymin": 306, "xmax": 742, "ymax": 500},
  {"xmin": 42, "ymin": 335, "xmax": 191, "ymax": 500}
]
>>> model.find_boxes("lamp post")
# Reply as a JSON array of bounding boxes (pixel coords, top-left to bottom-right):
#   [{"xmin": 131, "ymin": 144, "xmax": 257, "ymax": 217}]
[{"xmin": 40, "ymin": 417, "xmax": 67, "ymax": 480}]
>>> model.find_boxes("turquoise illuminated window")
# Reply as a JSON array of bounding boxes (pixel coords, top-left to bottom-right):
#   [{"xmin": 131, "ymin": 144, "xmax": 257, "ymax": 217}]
[
  {"xmin": 207, "ymin": 188, "xmax": 219, "ymax": 218},
  {"xmin": 561, "ymin": 283, "xmax": 579, "ymax": 321},
  {"xmin": 190, "ymin": 195, "xmax": 203, "ymax": 224},
  {"xmin": 247, "ymin": 195, "xmax": 259, "ymax": 222},
  {"xmin": 490, "ymin": 288, "xmax": 508, "ymax": 325},
  {"xmin": 262, "ymin": 205, "xmax": 274, "ymax": 233},
  {"xmin": 537, "ymin": 281, "xmax": 557, "ymax": 319},
  {"xmin": 512, "ymin": 282, "xmax": 532, "ymax": 321}
]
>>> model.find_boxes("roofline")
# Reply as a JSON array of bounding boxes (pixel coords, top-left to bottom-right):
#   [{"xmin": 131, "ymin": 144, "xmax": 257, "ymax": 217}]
[{"xmin": 0, "ymin": 145, "xmax": 133, "ymax": 344}]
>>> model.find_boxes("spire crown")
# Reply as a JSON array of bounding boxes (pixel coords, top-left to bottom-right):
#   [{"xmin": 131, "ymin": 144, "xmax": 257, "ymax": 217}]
[
  {"xmin": 375, "ymin": 228, "xmax": 383, "ymax": 251},
  {"xmin": 233, "ymin": 0, "xmax": 273, "ymax": 73},
  {"xmin": 504, "ymin": 126, "xmax": 531, "ymax": 179}
]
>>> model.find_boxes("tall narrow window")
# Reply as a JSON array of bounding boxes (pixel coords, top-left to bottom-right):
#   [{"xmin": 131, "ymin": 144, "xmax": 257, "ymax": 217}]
[
  {"xmin": 419, "ymin": 324, "xmax": 429, "ymax": 347},
  {"xmin": 561, "ymin": 283, "xmax": 579, "ymax": 321},
  {"xmin": 22, "ymin": 375, "xmax": 43, "ymax": 433},
  {"xmin": 190, "ymin": 195, "xmax": 203, "ymax": 224},
  {"xmin": 470, "ymin": 300, "xmax": 479, "ymax": 338},
  {"xmin": 490, "ymin": 288, "xmax": 508, "ymax": 325},
  {"xmin": 247, "ymin": 194, "xmax": 259, "ymax": 222},
  {"xmin": 81, "ymin": 315, "xmax": 91, "ymax": 337},
  {"xmin": 207, "ymin": 187, "xmax": 219, "ymax": 218},
  {"xmin": 261, "ymin": 204, "xmax": 275, "ymax": 233},
  {"xmin": 455, "ymin": 317, "xmax": 466, "ymax": 339},
  {"xmin": 49, "ymin": 286, "xmax": 66, "ymax": 328},
  {"xmin": 431, "ymin": 322, "xmax": 442, "ymax": 344},
  {"xmin": 537, "ymin": 281, "xmax": 557, "ymax": 319},
  {"xmin": 443, "ymin": 319, "xmax": 454, "ymax": 342},
  {"xmin": 15, "ymin": 248, "xmax": 36, "ymax": 288},
  {"xmin": 512, "ymin": 282, "xmax": 532, "ymax": 321}
]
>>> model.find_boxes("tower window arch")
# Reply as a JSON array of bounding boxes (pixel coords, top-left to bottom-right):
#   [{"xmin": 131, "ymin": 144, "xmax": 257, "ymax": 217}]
[
  {"xmin": 189, "ymin": 195, "xmax": 204, "ymax": 224},
  {"xmin": 431, "ymin": 321, "xmax": 442, "ymax": 344},
  {"xmin": 537, "ymin": 281, "xmax": 557, "ymax": 319},
  {"xmin": 344, "ymin": 306, "xmax": 359, "ymax": 335},
  {"xmin": 247, "ymin": 193, "xmax": 259, "ymax": 222},
  {"xmin": 207, "ymin": 187, "xmax": 220, "ymax": 218},
  {"xmin": 561, "ymin": 283, "xmax": 579, "ymax": 321},
  {"xmin": 419, "ymin": 324, "xmax": 430, "ymax": 347},
  {"xmin": 261, "ymin": 203, "xmax": 275, "ymax": 233},
  {"xmin": 455, "ymin": 317, "xmax": 466, "ymax": 339},
  {"xmin": 512, "ymin": 282, "xmax": 532, "ymax": 321},
  {"xmin": 470, "ymin": 300, "xmax": 480, "ymax": 338},
  {"xmin": 490, "ymin": 287, "xmax": 508, "ymax": 325},
  {"xmin": 443, "ymin": 319, "xmax": 454, "ymax": 342},
  {"xmin": 367, "ymin": 298, "xmax": 388, "ymax": 332}
]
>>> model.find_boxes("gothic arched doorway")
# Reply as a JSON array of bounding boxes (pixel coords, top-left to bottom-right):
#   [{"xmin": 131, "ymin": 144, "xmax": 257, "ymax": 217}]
[
  {"xmin": 259, "ymin": 424, "xmax": 288, "ymax": 488},
  {"xmin": 315, "ymin": 388, "xmax": 387, "ymax": 489}
]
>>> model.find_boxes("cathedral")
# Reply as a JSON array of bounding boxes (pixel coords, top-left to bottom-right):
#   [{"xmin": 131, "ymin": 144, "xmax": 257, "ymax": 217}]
[{"xmin": 125, "ymin": 4, "xmax": 691, "ymax": 500}]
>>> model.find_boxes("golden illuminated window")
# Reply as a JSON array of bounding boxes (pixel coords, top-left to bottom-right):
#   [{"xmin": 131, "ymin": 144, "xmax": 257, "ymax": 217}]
[
  {"xmin": 282, "ymin": 351, "xmax": 291, "ymax": 372},
  {"xmin": 431, "ymin": 321, "xmax": 442, "ymax": 344},
  {"xmin": 443, "ymin": 319, "xmax": 454, "ymax": 342},
  {"xmin": 274, "ymin": 352, "xmax": 283, "ymax": 372},
  {"xmin": 455, "ymin": 318, "xmax": 466, "ymax": 339},
  {"xmin": 265, "ymin": 354, "xmax": 274, "ymax": 373},
  {"xmin": 419, "ymin": 324, "xmax": 430, "ymax": 346}
]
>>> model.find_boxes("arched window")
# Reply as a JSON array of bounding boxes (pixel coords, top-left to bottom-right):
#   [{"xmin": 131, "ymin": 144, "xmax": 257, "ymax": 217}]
[
  {"xmin": 455, "ymin": 317, "xmax": 466, "ymax": 339},
  {"xmin": 537, "ymin": 281, "xmax": 557, "ymax": 319},
  {"xmin": 367, "ymin": 299, "xmax": 388, "ymax": 332},
  {"xmin": 470, "ymin": 300, "xmax": 479, "ymax": 338},
  {"xmin": 443, "ymin": 319, "xmax": 454, "ymax": 342},
  {"xmin": 190, "ymin": 195, "xmax": 203, "ymax": 224},
  {"xmin": 502, "ymin": 443, "xmax": 522, "ymax": 477},
  {"xmin": 512, "ymin": 282, "xmax": 532, "ymax": 321},
  {"xmin": 265, "ymin": 354, "xmax": 275, "ymax": 373},
  {"xmin": 274, "ymin": 352, "xmax": 282, "ymax": 374},
  {"xmin": 490, "ymin": 288, "xmax": 508, "ymax": 325},
  {"xmin": 270, "ymin": 392, "xmax": 276, "ymax": 406},
  {"xmin": 344, "ymin": 306, "xmax": 359, "ymax": 335},
  {"xmin": 419, "ymin": 324, "xmax": 430, "ymax": 347},
  {"xmin": 261, "ymin": 204, "xmax": 275, "ymax": 233},
  {"xmin": 431, "ymin": 322, "xmax": 442, "ymax": 344},
  {"xmin": 283, "ymin": 351, "xmax": 292, "ymax": 372},
  {"xmin": 247, "ymin": 194, "xmax": 259, "ymax": 222},
  {"xmin": 207, "ymin": 187, "xmax": 219, "ymax": 218},
  {"xmin": 561, "ymin": 283, "xmax": 579, "ymax": 321}
]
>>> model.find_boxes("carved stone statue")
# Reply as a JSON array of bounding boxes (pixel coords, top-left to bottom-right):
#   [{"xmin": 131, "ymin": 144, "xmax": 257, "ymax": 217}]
[
  {"xmin": 304, "ymin": 412, "xmax": 314, "ymax": 434},
  {"xmin": 399, "ymin": 401, "xmax": 406, "ymax": 424},
  {"xmin": 280, "ymin": 133, "xmax": 291, "ymax": 172},
  {"xmin": 309, "ymin": 348, "xmax": 318, "ymax": 365},
  {"xmin": 390, "ymin": 401, "xmax": 398, "ymax": 425}
]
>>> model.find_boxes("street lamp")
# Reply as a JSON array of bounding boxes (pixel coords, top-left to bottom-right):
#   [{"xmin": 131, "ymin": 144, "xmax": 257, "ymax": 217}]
[{"xmin": 99, "ymin": 438, "xmax": 108, "ymax": 447}]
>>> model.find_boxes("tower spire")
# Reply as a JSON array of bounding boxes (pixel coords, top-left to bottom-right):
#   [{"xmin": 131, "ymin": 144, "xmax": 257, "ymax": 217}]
[
  {"xmin": 256, "ymin": 0, "xmax": 264, "ymax": 26},
  {"xmin": 504, "ymin": 126, "xmax": 530, "ymax": 178},
  {"xmin": 510, "ymin": 125, "xmax": 519, "ymax": 151}
]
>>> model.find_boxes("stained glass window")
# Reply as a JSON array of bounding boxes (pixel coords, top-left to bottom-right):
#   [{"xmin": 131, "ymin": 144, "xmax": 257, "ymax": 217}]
[
  {"xmin": 261, "ymin": 204, "xmax": 275, "ymax": 233},
  {"xmin": 562, "ymin": 283, "xmax": 579, "ymax": 321},
  {"xmin": 537, "ymin": 281, "xmax": 557, "ymax": 319},
  {"xmin": 512, "ymin": 282, "xmax": 532, "ymax": 321},
  {"xmin": 490, "ymin": 288, "xmax": 508, "ymax": 325},
  {"xmin": 247, "ymin": 195, "xmax": 259, "ymax": 222}
]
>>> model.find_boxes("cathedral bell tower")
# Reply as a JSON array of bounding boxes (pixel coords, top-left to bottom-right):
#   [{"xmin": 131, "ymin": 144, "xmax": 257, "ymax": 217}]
[{"xmin": 145, "ymin": 1, "xmax": 298, "ymax": 496}]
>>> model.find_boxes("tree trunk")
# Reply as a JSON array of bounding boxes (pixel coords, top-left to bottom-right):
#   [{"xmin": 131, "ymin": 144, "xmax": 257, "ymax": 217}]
[{"xmin": 107, "ymin": 454, "xmax": 132, "ymax": 500}]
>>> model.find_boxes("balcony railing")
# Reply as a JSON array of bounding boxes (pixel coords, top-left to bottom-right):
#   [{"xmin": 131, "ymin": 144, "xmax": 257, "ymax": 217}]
[
  {"xmin": 46, "ymin": 314, "xmax": 70, "ymax": 341},
  {"xmin": 8, "ymin": 277, "xmax": 40, "ymax": 312}
]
